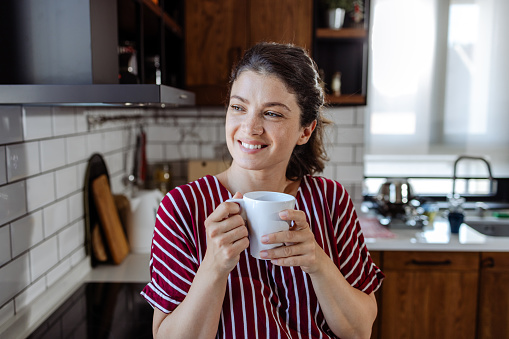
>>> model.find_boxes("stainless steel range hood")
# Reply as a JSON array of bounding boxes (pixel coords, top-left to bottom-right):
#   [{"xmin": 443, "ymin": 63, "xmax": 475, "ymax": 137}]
[
  {"xmin": 0, "ymin": 84, "xmax": 195, "ymax": 107},
  {"xmin": 0, "ymin": 0, "xmax": 195, "ymax": 108}
]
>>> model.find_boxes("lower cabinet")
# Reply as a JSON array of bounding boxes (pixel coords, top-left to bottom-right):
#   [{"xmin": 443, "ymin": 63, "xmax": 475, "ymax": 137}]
[
  {"xmin": 477, "ymin": 252, "xmax": 509, "ymax": 339},
  {"xmin": 377, "ymin": 251, "xmax": 480, "ymax": 339}
]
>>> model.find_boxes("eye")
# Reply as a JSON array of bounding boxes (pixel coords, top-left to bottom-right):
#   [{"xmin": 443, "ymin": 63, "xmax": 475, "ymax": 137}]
[
  {"xmin": 230, "ymin": 104, "xmax": 244, "ymax": 111},
  {"xmin": 265, "ymin": 111, "xmax": 282, "ymax": 118}
]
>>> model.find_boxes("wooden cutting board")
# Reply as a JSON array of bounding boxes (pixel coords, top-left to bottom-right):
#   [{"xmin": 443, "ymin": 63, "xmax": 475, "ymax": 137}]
[{"xmin": 92, "ymin": 174, "xmax": 130, "ymax": 264}]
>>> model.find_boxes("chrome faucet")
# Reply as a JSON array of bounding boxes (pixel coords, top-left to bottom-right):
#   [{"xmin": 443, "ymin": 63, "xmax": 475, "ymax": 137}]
[{"xmin": 452, "ymin": 155, "xmax": 494, "ymax": 196}]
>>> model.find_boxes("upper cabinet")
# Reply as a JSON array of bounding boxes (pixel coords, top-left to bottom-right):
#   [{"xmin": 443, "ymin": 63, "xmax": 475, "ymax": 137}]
[
  {"xmin": 312, "ymin": 0, "xmax": 371, "ymax": 105},
  {"xmin": 185, "ymin": 0, "xmax": 313, "ymax": 106}
]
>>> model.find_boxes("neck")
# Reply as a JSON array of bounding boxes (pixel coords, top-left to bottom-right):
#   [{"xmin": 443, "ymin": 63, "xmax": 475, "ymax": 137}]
[{"xmin": 217, "ymin": 162, "xmax": 301, "ymax": 196}]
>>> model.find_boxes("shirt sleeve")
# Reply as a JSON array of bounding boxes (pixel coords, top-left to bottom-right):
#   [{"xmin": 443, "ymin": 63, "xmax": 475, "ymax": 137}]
[
  {"xmin": 332, "ymin": 181, "xmax": 385, "ymax": 294},
  {"xmin": 141, "ymin": 188, "xmax": 200, "ymax": 313}
]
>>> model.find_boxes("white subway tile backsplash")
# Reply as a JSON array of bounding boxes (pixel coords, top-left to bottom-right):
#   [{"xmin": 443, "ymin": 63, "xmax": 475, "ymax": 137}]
[
  {"xmin": 104, "ymin": 152, "xmax": 123, "ymax": 175},
  {"xmin": 75, "ymin": 107, "xmax": 88, "ymax": 133},
  {"xmin": 354, "ymin": 146, "xmax": 364, "ymax": 164},
  {"xmin": 103, "ymin": 130, "xmax": 124, "ymax": 153},
  {"xmin": 10, "ymin": 211, "xmax": 44, "ymax": 257},
  {"xmin": 6, "ymin": 142, "xmax": 40, "ymax": 181},
  {"xmin": 14, "ymin": 277, "xmax": 46, "ymax": 311},
  {"xmin": 328, "ymin": 107, "xmax": 355, "ymax": 125},
  {"xmin": 0, "ymin": 226, "xmax": 11, "ymax": 266},
  {"xmin": 45, "ymin": 258, "xmax": 71, "ymax": 287},
  {"xmin": 43, "ymin": 199, "xmax": 69, "ymax": 237},
  {"xmin": 40, "ymin": 138, "xmax": 66, "ymax": 172},
  {"xmin": 26, "ymin": 173, "xmax": 56, "ymax": 212},
  {"xmin": 0, "ymin": 181, "xmax": 27, "ymax": 226},
  {"xmin": 70, "ymin": 248, "xmax": 86, "ymax": 267},
  {"xmin": 52, "ymin": 107, "xmax": 77, "ymax": 136},
  {"xmin": 58, "ymin": 222, "xmax": 82, "ymax": 259},
  {"xmin": 336, "ymin": 164, "xmax": 364, "ymax": 183},
  {"xmin": 0, "ymin": 106, "xmax": 23, "ymax": 144},
  {"xmin": 336, "ymin": 126, "xmax": 364, "ymax": 144},
  {"xmin": 66, "ymin": 135, "xmax": 87, "ymax": 165},
  {"xmin": 146, "ymin": 144, "xmax": 164, "ymax": 162},
  {"xmin": 328, "ymin": 145, "xmax": 354, "ymax": 163},
  {"xmin": 0, "ymin": 146, "xmax": 6, "ymax": 185},
  {"xmin": 30, "ymin": 236, "xmax": 58, "ymax": 281},
  {"xmin": 0, "ymin": 300, "xmax": 14, "ymax": 329},
  {"xmin": 68, "ymin": 192, "xmax": 83, "ymax": 223},
  {"xmin": 0, "ymin": 253, "xmax": 30, "ymax": 306},
  {"xmin": 23, "ymin": 107, "xmax": 53, "ymax": 140},
  {"xmin": 86, "ymin": 132, "xmax": 103, "ymax": 154},
  {"xmin": 355, "ymin": 107, "xmax": 365, "ymax": 125},
  {"xmin": 147, "ymin": 125, "xmax": 181, "ymax": 143},
  {"xmin": 55, "ymin": 166, "xmax": 79, "ymax": 199}
]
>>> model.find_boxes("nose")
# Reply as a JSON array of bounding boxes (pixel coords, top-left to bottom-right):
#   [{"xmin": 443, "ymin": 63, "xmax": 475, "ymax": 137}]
[{"xmin": 242, "ymin": 113, "xmax": 264, "ymax": 135}]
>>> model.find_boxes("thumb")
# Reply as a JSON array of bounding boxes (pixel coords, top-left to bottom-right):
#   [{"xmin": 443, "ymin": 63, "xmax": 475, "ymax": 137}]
[{"xmin": 232, "ymin": 191, "xmax": 243, "ymax": 199}]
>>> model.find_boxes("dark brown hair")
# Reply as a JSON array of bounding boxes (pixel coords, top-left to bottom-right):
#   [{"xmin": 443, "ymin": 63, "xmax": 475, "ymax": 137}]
[{"xmin": 228, "ymin": 42, "xmax": 330, "ymax": 180}]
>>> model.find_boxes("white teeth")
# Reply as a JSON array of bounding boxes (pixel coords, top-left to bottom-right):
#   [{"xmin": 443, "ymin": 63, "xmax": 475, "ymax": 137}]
[{"xmin": 241, "ymin": 141, "xmax": 262, "ymax": 149}]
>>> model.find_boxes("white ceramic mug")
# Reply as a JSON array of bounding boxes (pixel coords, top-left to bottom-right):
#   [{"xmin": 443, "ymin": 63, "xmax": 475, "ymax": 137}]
[{"xmin": 227, "ymin": 191, "xmax": 296, "ymax": 259}]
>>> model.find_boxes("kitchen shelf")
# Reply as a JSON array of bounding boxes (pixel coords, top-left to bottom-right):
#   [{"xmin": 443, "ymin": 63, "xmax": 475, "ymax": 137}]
[
  {"xmin": 315, "ymin": 28, "xmax": 367, "ymax": 39},
  {"xmin": 312, "ymin": 0, "xmax": 370, "ymax": 106},
  {"xmin": 141, "ymin": 0, "xmax": 182, "ymax": 38},
  {"xmin": 325, "ymin": 94, "xmax": 366, "ymax": 105}
]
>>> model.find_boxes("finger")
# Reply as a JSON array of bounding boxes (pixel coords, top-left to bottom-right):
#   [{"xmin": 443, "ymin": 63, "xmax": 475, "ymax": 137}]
[
  {"xmin": 261, "ymin": 227, "xmax": 310, "ymax": 245},
  {"xmin": 218, "ymin": 224, "xmax": 249, "ymax": 247},
  {"xmin": 279, "ymin": 210, "xmax": 309, "ymax": 230},
  {"xmin": 208, "ymin": 214, "xmax": 245, "ymax": 238},
  {"xmin": 206, "ymin": 201, "xmax": 242, "ymax": 227},
  {"xmin": 262, "ymin": 242, "xmax": 309, "ymax": 259}
]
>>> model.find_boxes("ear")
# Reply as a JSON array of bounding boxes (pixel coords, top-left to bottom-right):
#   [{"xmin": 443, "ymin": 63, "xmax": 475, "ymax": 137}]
[{"xmin": 297, "ymin": 120, "xmax": 317, "ymax": 145}]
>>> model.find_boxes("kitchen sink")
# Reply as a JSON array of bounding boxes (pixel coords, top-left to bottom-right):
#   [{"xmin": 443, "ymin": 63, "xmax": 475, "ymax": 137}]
[{"xmin": 464, "ymin": 216, "xmax": 509, "ymax": 237}]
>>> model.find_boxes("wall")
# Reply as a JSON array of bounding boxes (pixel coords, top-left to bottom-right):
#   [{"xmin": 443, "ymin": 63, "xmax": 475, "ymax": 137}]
[{"xmin": 0, "ymin": 104, "xmax": 364, "ymax": 328}]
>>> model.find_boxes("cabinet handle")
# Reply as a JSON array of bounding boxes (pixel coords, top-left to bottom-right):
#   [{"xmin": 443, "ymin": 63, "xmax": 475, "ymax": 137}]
[
  {"xmin": 481, "ymin": 257, "xmax": 495, "ymax": 268},
  {"xmin": 408, "ymin": 259, "xmax": 452, "ymax": 266}
]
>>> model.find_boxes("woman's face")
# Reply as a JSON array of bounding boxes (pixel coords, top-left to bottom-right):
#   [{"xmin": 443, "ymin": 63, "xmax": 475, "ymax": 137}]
[{"xmin": 225, "ymin": 70, "xmax": 315, "ymax": 174}]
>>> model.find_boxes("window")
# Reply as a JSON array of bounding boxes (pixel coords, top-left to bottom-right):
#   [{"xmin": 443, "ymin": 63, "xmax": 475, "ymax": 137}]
[{"xmin": 365, "ymin": 0, "xmax": 509, "ymax": 195}]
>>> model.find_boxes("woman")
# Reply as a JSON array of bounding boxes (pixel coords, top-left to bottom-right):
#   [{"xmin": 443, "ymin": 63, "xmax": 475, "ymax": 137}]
[{"xmin": 141, "ymin": 42, "xmax": 384, "ymax": 339}]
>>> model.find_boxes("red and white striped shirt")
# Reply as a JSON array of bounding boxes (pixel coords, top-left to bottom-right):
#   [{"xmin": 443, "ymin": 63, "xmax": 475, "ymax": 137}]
[{"xmin": 141, "ymin": 175, "xmax": 384, "ymax": 338}]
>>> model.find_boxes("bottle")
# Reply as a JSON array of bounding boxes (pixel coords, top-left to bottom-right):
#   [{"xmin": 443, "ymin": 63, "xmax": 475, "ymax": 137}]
[{"xmin": 331, "ymin": 72, "xmax": 342, "ymax": 96}]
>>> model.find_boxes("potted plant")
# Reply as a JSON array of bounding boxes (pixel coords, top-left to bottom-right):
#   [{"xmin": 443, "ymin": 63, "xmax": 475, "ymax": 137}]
[{"xmin": 322, "ymin": 0, "xmax": 355, "ymax": 29}]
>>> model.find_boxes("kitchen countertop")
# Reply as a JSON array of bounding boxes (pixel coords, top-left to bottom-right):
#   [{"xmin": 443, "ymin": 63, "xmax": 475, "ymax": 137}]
[
  {"xmin": 363, "ymin": 220, "xmax": 509, "ymax": 252},
  {"xmin": 3, "ymin": 221, "xmax": 509, "ymax": 339}
]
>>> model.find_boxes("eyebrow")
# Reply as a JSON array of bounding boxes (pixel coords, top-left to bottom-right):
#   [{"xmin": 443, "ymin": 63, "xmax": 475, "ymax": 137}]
[{"xmin": 230, "ymin": 95, "xmax": 292, "ymax": 112}]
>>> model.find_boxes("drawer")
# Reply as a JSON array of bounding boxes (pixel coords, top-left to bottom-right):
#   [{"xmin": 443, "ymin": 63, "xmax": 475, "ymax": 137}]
[{"xmin": 384, "ymin": 251, "xmax": 479, "ymax": 271}]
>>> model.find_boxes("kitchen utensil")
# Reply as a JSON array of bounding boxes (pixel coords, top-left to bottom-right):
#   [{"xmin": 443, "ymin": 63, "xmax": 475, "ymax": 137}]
[
  {"xmin": 126, "ymin": 189, "xmax": 164, "ymax": 253},
  {"xmin": 92, "ymin": 174, "xmax": 130, "ymax": 264}
]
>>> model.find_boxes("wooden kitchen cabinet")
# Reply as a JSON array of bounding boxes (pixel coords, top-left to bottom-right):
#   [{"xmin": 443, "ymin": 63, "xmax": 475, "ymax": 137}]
[
  {"xmin": 477, "ymin": 252, "xmax": 509, "ymax": 339},
  {"xmin": 185, "ymin": 0, "xmax": 313, "ymax": 105},
  {"xmin": 379, "ymin": 251, "xmax": 480, "ymax": 339}
]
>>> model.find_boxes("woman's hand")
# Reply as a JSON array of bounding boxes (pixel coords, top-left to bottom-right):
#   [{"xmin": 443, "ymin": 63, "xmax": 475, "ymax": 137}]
[
  {"xmin": 259, "ymin": 209, "xmax": 325, "ymax": 274},
  {"xmin": 203, "ymin": 192, "xmax": 250, "ymax": 276}
]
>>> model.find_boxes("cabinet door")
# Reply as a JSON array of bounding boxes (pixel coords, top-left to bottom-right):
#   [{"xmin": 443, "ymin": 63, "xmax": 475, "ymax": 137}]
[
  {"xmin": 185, "ymin": 0, "xmax": 248, "ymax": 105},
  {"xmin": 478, "ymin": 252, "xmax": 509, "ymax": 339},
  {"xmin": 185, "ymin": 0, "xmax": 312, "ymax": 105},
  {"xmin": 369, "ymin": 251, "xmax": 382, "ymax": 339},
  {"xmin": 380, "ymin": 251, "xmax": 479, "ymax": 339},
  {"xmin": 249, "ymin": 0, "xmax": 312, "ymax": 49}
]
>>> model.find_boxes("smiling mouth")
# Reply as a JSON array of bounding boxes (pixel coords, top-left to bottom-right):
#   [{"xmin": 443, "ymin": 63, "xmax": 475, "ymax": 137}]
[{"xmin": 240, "ymin": 141, "xmax": 267, "ymax": 150}]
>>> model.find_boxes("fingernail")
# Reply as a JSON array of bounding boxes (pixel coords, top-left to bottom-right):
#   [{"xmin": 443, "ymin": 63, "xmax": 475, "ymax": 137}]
[
  {"xmin": 260, "ymin": 251, "xmax": 268, "ymax": 258},
  {"xmin": 261, "ymin": 235, "xmax": 269, "ymax": 243},
  {"xmin": 279, "ymin": 211, "xmax": 288, "ymax": 219}
]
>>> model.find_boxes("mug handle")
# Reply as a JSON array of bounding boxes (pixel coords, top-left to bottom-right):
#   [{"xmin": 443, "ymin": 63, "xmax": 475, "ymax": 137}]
[{"xmin": 226, "ymin": 198, "xmax": 247, "ymax": 221}]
